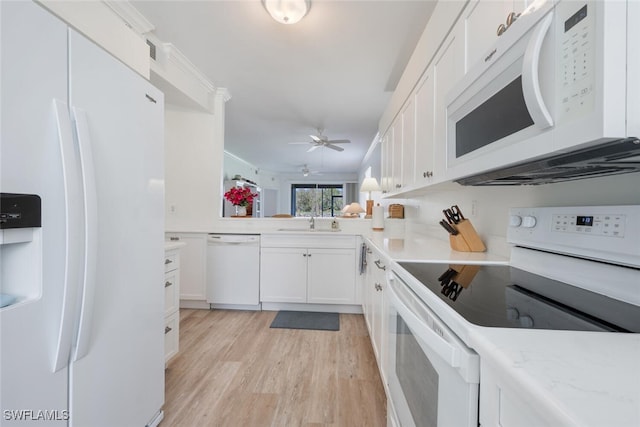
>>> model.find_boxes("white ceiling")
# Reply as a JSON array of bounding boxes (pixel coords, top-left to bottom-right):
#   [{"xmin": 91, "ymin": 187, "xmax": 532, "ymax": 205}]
[{"xmin": 132, "ymin": 0, "xmax": 437, "ymax": 175}]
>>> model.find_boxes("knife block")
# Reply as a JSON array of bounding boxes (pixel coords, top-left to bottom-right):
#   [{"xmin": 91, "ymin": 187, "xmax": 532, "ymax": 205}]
[{"xmin": 449, "ymin": 219, "xmax": 486, "ymax": 252}]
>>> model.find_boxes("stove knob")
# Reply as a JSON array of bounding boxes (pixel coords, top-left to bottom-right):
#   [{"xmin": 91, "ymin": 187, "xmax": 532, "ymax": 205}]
[
  {"xmin": 519, "ymin": 315, "xmax": 534, "ymax": 328},
  {"xmin": 521, "ymin": 216, "xmax": 537, "ymax": 228},
  {"xmin": 509, "ymin": 215, "xmax": 522, "ymax": 227}
]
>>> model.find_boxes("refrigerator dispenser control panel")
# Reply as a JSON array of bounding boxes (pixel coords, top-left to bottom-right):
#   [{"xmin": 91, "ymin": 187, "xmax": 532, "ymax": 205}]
[{"xmin": 0, "ymin": 193, "xmax": 41, "ymax": 229}]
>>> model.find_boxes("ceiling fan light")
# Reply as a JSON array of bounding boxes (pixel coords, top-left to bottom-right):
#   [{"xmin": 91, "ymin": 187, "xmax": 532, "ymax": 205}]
[{"xmin": 262, "ymin": 0, "xmax": 311, "ymax": 25}]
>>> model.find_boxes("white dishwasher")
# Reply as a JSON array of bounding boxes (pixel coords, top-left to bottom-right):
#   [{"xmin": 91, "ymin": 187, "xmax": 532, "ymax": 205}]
[{"xmin": 206, "ymin": 234, "xmax": 261, "ymax": 310}]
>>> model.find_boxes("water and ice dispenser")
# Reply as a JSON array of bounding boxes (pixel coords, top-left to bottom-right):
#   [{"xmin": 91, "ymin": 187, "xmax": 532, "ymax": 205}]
[{"xmin": 0, "ymin": 193, "xmax": 42, "ymax": 307}]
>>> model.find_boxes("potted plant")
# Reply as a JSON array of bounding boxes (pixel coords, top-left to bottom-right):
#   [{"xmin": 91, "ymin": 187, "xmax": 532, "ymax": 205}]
[{"xmin": 224, "ymin": 186, "xmax": 258, "ymax": 217}]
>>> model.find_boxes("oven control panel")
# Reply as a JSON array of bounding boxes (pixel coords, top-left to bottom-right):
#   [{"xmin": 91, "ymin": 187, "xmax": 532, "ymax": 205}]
[
  {"xmin": 551, "ymin": 213, "xmax": 625, "ymax": 237},
  {"xmin": 507, "ymin": 205, "xmax": 640, "ymax": 268}
]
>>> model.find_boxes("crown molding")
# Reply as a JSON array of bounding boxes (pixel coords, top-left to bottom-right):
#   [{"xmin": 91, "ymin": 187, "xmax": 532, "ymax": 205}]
[
  {"xmin": 215, "ymin": 88, "xmax": 232, "ymax": 103},
  {"xmin": 103, "ymin": 1, "xmax": 155, "ymax": 35},
  {"xmin": 162, "ymin": 43, "xmax": 215, "ymax": 93}
]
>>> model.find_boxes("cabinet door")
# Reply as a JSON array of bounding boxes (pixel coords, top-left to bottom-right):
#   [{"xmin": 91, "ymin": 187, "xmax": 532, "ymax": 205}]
[
  {"xmin": 391, "ymin": 117, "xmax": 403, "ymax": 192},
  {"xmin": 381, "ymin": 130, "xmax": 393, "ymax": 194},
  {"xmin": 414, "ymin": 68, "xmax": 436, "ymax": 185},
  {"xmin": 401, "ymin": 98, "xmax": 416, "ymax": 189},
  {"xmin": 260, "ymin": 247, "xmax": 307, "ymax": 303},
  {"xmin": 166, "ymin": 233, "xmax": 207, "ymax": 300},
  {"xmin": 463, "ymin": 0, "xmax": 514, "ymax": 70},
  {"xmin": 433, "ymin": 22, "xmax": 465, "ymax": 180},
  {"xmin": 362, "ymin": 248, "xmax": 374, "ymax": 330},
  {"xmin": 307, "ymin": 248, "xmax": 356, "ymax": 304},
  {"xmin": 371, "ymin": 256, "xmax": 387, "ymax": 374},
  {"xmin": 464, "ymin": 0, "xmax": 532, "ymax": 71}
]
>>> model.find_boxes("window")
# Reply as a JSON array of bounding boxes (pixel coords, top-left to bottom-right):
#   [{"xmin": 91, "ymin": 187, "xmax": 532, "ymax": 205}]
[{"xmin": 291, "ymin": 184, "xmax": 343, "ymax": 217}]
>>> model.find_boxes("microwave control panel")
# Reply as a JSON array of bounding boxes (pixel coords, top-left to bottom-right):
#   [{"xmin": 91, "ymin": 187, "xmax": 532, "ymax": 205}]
[{"xmin": 557, "ymin": 1, "xmax": 595, "ymax": 123}]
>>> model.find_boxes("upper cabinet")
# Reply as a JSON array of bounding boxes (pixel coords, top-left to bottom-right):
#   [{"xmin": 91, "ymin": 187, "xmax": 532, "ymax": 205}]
[
  {"xmin": 414, "ymin": 69, "xmax": 436, "ymax": 186},
  {"xmin": 400, "ymin": 98, "xmax": 416, "ymax": 190},
  {"xmin": 462, "ymin": 0, "xmax": 531, "ymax": 70},
  {"xmin": 378, "ymin": 0, "xmax": 533, "ymax": 197},
  {"xmin": 432, "ymin": 21, "xmax": 465, "ymax": 183}
]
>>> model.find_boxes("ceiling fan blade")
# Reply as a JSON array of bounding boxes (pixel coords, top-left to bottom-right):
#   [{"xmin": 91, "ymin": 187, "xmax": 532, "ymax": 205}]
[
  {"xmin": 325, "ymin": 144, "xmax": 344, "ymax": 152},
  {"xmin": 307, "ymin": 145, "xmax": 320, "ymax": 152},
  {"xmin": 309, "ymin": 135, "xmax": 322, "ymax": 143},
  {"xmin": 327, "ymin": 139, "xmax": 351, "ymax": 144},
  {"xmin": 288, "ymin": 142, "xmax": 310, "ymax": 145}
]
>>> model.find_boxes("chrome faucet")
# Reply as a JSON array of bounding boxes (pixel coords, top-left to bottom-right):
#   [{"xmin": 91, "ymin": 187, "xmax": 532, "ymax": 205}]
[{"xmin": 309, "ymin": 216, "xmax": 315, "ymax": 230}]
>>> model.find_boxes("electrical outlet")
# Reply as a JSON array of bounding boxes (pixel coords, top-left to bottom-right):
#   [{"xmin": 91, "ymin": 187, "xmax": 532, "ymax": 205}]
[
  {"xmin": 471, "ymin": 200, "xmax": 478, "ymax": 216},
  {"xmin": 169, "ymin": 205, "xmax": 176, "ymax": 214}
]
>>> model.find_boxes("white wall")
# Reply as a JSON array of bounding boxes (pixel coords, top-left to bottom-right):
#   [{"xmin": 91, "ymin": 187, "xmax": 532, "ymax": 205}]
[
  {"xmin": 403, "ymin": 173, "xmax": 640, "ymax": 257},
  {"xmin": 165, "ymin": 105, "xmax": 219, "ymax": 231}
]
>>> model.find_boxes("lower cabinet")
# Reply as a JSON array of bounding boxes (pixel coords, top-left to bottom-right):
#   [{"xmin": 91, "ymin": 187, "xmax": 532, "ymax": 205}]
[
  {"xmin": 260, "ymin": 247, "xmax": 308, "ymax": 303},
  {"xmin": 164, "ymin": 245, "xmax": 182, "ymax": 363},
  {"xmin": 362, "ymin": 244, "xmax": 390, "ymax": 378},
  {"xmin": 480, "ymin": 361, "xmax": 548, "ymax": 427},
  {"xmin": 165, "ymin": 232, "xmax": 207, "ymax": 308},
  {"xmin": 260, "ymin": 234, "xmax": 358, "ymax": 306}
]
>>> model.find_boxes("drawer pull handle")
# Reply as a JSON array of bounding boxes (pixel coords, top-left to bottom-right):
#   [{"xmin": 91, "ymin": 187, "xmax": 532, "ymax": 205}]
[
  {"xmin": 165, "ymin": 259, "xmax": 172, "ymax": 265},
  {"xmin": 374, "ymin": 260, "xmax": 386, "ymax": 270},
  {"xmin": 170, "ymin": 237, "xmax": 179, "ymax": 241},
  {"xmin": 165, "ymin": 326, "xmax": 172, "ymax": 334},
  {"xmin": 165, "ymin": 281, "xmax": 172, "ymax": 288}
]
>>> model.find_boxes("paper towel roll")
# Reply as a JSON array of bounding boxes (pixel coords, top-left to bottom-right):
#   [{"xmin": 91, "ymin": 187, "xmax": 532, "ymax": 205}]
[{"xmin": 372, "ymin": 204, "xmax": 384, "ymax": 231}]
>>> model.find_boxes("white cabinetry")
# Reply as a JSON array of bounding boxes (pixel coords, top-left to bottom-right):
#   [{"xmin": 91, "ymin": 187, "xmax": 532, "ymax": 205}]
[
  {"xmin": 378, "ymin": 0, "xmax": 534, "ymax": 194},
  {"xmin": 434, "ymin": 21, "xmax": 465, "ymax": 181},
  {"xmin": 381, "ymin": 129, "xmax": 393, "ymax": 194},
  {"xmin": 400, "ymin": 98, "xmax": 415, "ymax": 189},
  {"xmin": 414, "ymin": 68, "xmax": 436, "ymax": 186},
  {"xmin": 462, "ymin": 0, "xmax": 531, "ymax": 70},
  {"xmin": 165, "ymin": 233, "xmax": 208, "ymax": 309},
  {"xmin": 164, "ymin": 245, "xmax": 183, "ymax": 364},
  {"xmin": 362, "ymin": 244, "xmax": 390, "ymax": 384},
  {"xmin": 391, "ymin": 118, "xmax": 403, "ymax": 192},
  {"xmin": 308, "ymin": 248, "xmax": 357, "ymax": 304},
  {"xmin": 260, "ymin": 247, "xmax": 308, "ymax": 303},
  {"xmin": 260, "ymin": 234, "xmax": 359, "ymax": 310},
  {"xmin": 480, "ymin": 360, "xmax": 547, "ymax": 427}
]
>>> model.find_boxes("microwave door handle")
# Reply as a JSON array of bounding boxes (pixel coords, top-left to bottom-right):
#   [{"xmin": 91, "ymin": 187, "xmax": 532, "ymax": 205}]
[{"xmin": 522, "ymin": 12, "xmax": 553, "ymax": 129}]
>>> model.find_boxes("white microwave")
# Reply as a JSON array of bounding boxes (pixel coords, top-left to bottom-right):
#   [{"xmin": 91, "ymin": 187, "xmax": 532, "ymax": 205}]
[{"xmin": 446, "ymin": 0, "xmax": 639, "ymax": 182}]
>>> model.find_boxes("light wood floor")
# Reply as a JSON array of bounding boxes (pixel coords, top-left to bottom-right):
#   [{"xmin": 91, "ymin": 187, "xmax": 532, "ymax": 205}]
[{"xmin": 161, "ymin": 309, "xmax": 387, "ymax": 427}]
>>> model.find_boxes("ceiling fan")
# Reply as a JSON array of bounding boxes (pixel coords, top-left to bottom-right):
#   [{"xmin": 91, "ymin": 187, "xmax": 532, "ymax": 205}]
[
  {"xmin": 301, "ymin": 164, "xmax": 322, "ymax": 176},
  {"xmin": 289, "ymin": 129, "xmax": 351, "ymax": 152}
]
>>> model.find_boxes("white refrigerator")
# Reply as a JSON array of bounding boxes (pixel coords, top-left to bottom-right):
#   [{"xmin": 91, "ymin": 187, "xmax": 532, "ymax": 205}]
[{"xmin": 1, "ymin": 2, "xmax": 165, "ymax": 426}]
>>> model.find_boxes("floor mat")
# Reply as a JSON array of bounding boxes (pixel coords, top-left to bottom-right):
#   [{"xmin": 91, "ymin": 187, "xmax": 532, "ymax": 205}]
[{"xmin": 269, "ymin": 310, "xmax": 340, "ymax": 331}]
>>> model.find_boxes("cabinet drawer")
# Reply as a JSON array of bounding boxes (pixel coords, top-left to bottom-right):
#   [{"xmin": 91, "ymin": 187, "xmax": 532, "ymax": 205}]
[
  {"xmin": 164, "ymin": 311, "xmax": 179, "ymax": 363},
  {"xmin": 164, "ymin": 250, "xmax": 179, "ymax": 273},
  {"xmin": 164, "ymin": 271, "xmax": 180, "ymax": 317}
]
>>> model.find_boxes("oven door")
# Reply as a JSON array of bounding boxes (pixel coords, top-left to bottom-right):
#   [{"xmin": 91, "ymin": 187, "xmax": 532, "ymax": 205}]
[{"xmin": 386, "ymin": 272, "xmax": 479, "ymax": 427}]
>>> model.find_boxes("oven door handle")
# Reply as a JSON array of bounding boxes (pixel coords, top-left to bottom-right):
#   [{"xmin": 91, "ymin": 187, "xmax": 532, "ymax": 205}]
[{"xmin": 387, "ymin": 274, "xmax": 461, "ymax": 368}]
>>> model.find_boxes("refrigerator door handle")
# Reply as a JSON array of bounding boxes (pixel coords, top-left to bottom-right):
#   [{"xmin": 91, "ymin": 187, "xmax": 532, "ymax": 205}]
[
  {"xmin": 52, "ymin": 99, "xmax": 85, "ymax": 372},
  {"xmin": 71, "ymin": 107, "xmax": 98, "ymax": 362}
]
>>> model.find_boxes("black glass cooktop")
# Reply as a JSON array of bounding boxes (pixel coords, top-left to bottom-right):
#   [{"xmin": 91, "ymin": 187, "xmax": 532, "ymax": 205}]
[{"xmin": 397, "ymin": 262, "xmax": 640, "ymax": 333}]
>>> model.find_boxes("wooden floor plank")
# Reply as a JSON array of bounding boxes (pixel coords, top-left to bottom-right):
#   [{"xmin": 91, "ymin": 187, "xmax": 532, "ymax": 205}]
[{"xmin": 162, "ymin": 309, "xmax": 386, "ymax": 426}]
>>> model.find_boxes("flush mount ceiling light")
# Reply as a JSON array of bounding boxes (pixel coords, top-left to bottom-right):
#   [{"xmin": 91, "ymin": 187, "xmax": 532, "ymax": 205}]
[{"xmin": 262, "ymin": 0, "xmax": 311, "ymax": 25}]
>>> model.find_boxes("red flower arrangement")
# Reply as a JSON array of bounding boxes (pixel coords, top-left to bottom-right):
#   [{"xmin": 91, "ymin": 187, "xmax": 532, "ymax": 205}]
[{"xmin": 224, "ymin": 186, "xmax": 258, "ymax": 207}]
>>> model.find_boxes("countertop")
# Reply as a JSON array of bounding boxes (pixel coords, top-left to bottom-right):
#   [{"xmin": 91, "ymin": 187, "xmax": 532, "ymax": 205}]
[{"xmin": 364, "ymin": 233, "xmax": 640, "ymax": 427}]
